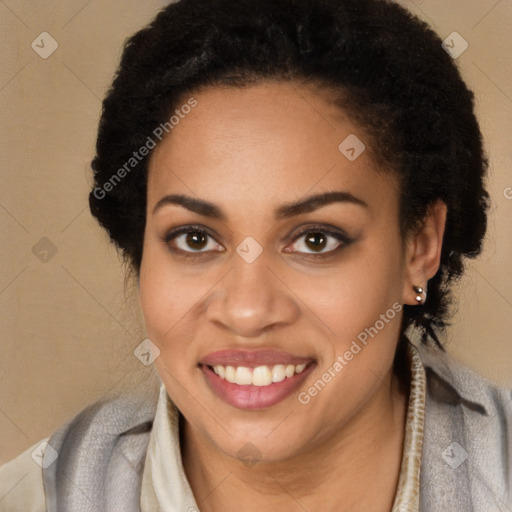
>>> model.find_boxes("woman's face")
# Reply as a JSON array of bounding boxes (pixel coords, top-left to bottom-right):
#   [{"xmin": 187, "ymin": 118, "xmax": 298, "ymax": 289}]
[{"xmin": 140, "ymin": 81, "xmax": 413, "ymax": 463}]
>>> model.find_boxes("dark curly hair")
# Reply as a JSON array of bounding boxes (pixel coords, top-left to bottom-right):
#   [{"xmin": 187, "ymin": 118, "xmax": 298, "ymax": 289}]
[{"xmin": 89, "ymin": 0, "xmax": 489, "ymax": 353}]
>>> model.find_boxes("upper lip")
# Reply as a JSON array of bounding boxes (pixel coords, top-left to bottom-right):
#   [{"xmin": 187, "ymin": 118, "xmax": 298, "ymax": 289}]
[{"xmin": 200, "ymin": 349, "xmax": 315, "ymax": 368}]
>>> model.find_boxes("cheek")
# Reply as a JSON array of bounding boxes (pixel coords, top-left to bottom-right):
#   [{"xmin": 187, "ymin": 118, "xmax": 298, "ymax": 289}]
[
  {"xmin": 138, "ymin": 241, "xmax": 219, "ymax": 369},
  {"xmin": 138, "ymin": 245, "xmax": 192, "ymax": 346},
  {"xmin": 139, "ymin": 265, "xmax": 174, "ymax": 340},
  {"xmin": 293, "ymin": 240, "xmax": 404, "ymax": 346},
  {"xmin": 139, "ymin": 268, "xmax": 198, "ymax": 388}
]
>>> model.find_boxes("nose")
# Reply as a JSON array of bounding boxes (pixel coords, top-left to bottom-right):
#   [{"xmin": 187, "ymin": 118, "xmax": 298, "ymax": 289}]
[{"xmin": 205, "ymin": 249, "xmax": 300, "ymax": 338}]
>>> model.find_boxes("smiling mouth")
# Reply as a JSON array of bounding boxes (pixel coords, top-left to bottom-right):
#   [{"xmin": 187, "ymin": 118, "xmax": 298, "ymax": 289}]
[
  {"xmin": 206, "ymin": 362, "xmax": 312, "ymax": 386},
  {"xmin": 199, "ymin": 357, "xmax": 316, "ymax": 410}
]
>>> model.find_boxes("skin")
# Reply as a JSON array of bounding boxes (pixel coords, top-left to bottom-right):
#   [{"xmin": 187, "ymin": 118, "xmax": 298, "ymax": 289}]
[{"xmin": 139, "ymin": 81, "xmax": 447, "ymax": 511}]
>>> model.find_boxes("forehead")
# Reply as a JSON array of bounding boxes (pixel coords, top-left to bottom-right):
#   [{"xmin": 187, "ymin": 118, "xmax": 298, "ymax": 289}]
[{"xmin": 146, "ymin": 81, "xmax": 399, "ymax": 216}]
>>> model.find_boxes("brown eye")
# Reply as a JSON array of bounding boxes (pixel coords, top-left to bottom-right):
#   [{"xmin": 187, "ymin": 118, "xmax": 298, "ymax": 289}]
[
  {"xmin": 304, "ymin": 232, "xmax": 328, "ymax": 252},
  {"xmin": 286, "ymin": 225, "xmax": 351, "ymax": 257},
  {"xmin": 184, "ymin": 231, "xmax": 208, "ymax": 250},
  {"xmin": 164, "ymin": 225, "xmax": 223, "ymax": 256}
]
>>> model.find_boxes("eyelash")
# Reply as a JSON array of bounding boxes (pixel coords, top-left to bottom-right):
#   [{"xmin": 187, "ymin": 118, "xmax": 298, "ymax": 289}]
[{"xmin": 164, "ymin": 224, "xmax": 352, "ymax": 260}]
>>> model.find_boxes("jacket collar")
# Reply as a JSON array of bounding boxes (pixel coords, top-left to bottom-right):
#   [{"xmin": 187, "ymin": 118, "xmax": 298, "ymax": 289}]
[{"xmin": 411, "ymin": 336, "xmax": 490, "ymax": 417}]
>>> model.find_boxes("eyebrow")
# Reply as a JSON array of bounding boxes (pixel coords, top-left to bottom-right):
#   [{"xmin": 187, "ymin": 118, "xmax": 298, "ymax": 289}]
[{"xmin": 152, "ymin": 191, "xmax": 368, "ymax": 221}]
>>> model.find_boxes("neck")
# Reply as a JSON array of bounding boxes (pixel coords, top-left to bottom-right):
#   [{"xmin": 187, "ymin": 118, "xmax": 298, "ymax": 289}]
[{"xmin": 181, "ymin": 368, "xmax": 409, "ymax": 512}]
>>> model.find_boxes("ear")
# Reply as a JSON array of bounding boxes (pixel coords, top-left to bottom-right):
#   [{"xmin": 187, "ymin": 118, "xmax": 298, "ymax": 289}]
[{"xmin": 402, "ymin": 200, "xmax": 447, "ymax": 306}]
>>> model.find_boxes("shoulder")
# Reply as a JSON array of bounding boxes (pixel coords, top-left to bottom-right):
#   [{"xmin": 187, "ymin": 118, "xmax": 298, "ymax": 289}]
[
  {"xmin": 43, "ymin": 376, "xmax": 160, "ymax": 510},
  {"xmin": 0, "ymin": 374, "xmax": 160, "ymax": 511},
  {"xmin": 414, "ymin": 340, "xmax": 512, "ymax": 509},
  {"xmin": 415, "ymin": 340, "xmax": 511, "ymax": 416},
  {"xmin": 0, "ymin": 439, "xmax": 49, "ymax": 512}
]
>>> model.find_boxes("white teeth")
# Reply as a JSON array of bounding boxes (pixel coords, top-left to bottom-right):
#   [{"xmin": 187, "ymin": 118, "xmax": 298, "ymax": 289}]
[
  {"xmin": 252, "ymin": 366, "xmax": 272, "ymax": 386},
  {"xmin": 211, "ymin": 362, "xmax": 309, "ymax": 386},
  {"xmin": 235, "ymin": 366, "xmax": 253, "ymax": 385},
  {"xmin": 225, "ymin": 366, "xmax": 236, "ymax": 383},
  {"xmin": 285, "ymin": 365, "xmax": 295, "ymax": 378},
  {"xmin": 272, "ymin": 364, "xmax": 286, "ymax": 383}
]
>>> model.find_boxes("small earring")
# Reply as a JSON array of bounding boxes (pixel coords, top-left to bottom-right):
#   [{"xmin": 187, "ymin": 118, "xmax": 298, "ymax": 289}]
[{"xmin": 413, "ymin": 285, "xmax": 426, "ymax": 305}]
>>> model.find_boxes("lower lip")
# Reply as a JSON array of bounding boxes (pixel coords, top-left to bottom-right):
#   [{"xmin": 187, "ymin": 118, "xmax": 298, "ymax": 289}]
[{"xmin": 201, "ymin": 364, "xmax": 315, "ymax": 410}]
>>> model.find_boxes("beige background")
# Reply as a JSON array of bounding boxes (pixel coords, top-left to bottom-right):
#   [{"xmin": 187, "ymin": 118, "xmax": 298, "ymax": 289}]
[{"xmin": 1, "ymin": 0, "xmax": 511, "ymax": 464}]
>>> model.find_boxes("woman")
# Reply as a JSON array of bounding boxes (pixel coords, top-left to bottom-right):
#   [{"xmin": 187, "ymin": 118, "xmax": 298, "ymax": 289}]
[{"xmin": 1, "ymin": 0, "xmax": 510, "ymax": 510}]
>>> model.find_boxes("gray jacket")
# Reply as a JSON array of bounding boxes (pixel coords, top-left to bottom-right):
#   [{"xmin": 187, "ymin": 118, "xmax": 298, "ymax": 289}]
[{"xmin": 3, "ymin": 341, "xmax": 512, "ymax": 511}]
